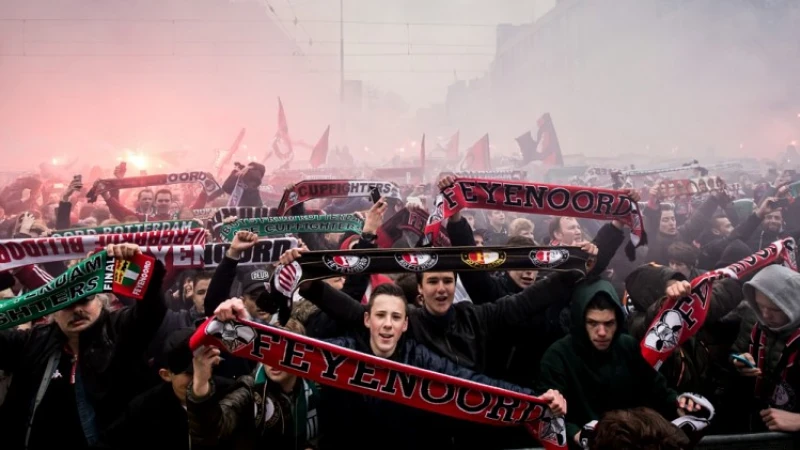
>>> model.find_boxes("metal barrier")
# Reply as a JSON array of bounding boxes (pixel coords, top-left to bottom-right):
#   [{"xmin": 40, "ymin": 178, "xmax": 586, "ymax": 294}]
[{"xmin": 522, "ymin": 432, "xmax": 798, "ymax": 450}]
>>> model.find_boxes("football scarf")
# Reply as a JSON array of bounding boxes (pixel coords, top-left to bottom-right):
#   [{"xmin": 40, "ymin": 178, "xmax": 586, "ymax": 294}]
[
  {"xmin": 641, "ymin": 238, "xmax": 798, "ymax": 370},
  {"xmin": 652, "ymin": 177, "xmax": 738, "ymax": 200},
  {"xmin": 423, "ymin": 178, "xmax": 645, "ymax": 256},
  {"xmin": 144, "ymin": 238, "xmax": 298, "ymax": 271},
  {"xmin": 376, "ymin": 208, "xmax": 450, "ymax": 248},
  {"xmin": 0, "ymin": 229, "xmax": 205, "ymax": 272},
  {"xmin": 0, "ymin": 250, "xmax": 156, "ymax": 329},
  {"xmin": 220, "ymin": 215, "xmax": 363, "ymax": 242},
  {"xmin": 49, "ymin": 220, "xmax": 203, "ymax": 237},
  {"xmin": 85, "ymin": 171, "xmax": 223, "ymax": 202},
  {"xmin": 190, "ymin": 317, "xmax": 568, "ymax": 450},
  {"xmin": 277, "ymin": 180, "xmax": 402, "ymax": 215},
  {"xmin": 749, "ymin": 326, "xmax": 800, "ymax": 409},
  {"xmin": 439, "ymin": 170, "xmax": 526, "ymax": 180},
  {"xmin": 267, "ymin": 245, "xmax": 593, "ymax": 325}
]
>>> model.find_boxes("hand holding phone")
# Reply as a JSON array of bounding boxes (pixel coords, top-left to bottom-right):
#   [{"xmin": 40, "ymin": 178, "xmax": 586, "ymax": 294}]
[
  {"xmin": 730, "ymin": 353, "xmax": 756, "ymax": 368},
  {"xmin": 768, "ymin": 198, "xmax": 790, "ymax": 209},
  {"xmin": 370, "ymin": 186, "xmax": 382, "ymax": 204}
]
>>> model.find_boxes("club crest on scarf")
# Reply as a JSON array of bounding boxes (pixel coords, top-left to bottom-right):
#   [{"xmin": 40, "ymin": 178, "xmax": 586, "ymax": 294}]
[
  {"xmin": 536, "ymin": 408, "xmax": 567, "ymax": 446},
  {"xmin": 206, "ymin": 318, "xmax": 257, "ymax": 352},
  {"xmin": 394, "ymin": 253, "xmax": 439, "ymax": 272},
  {"xmin": 643, "ymin": 310, "xmax": 683, "ymax": 352},
  {"xmin": 322, "ymin": 254, "xmax": 371, "ymax": 274},
  {"xmin": 273, "ymin": 262, "xmax": 302, "ymax": 297},
  {"xmin": 529, "ymin": 249, "xmax": 569, "ymax": 268},
  {"xmin": 462, "ymin": 251, "xmax": 507, "ymax": 269}
]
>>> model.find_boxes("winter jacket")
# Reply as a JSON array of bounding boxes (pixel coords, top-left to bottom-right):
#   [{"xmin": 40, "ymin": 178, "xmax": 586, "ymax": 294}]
[
  {"xmin": 538, "ymin": 279, "xmax": 679, "ymax": 446},
  {"xmin": 318, "ymin": 333, "xmax": 538, "ymax": 450},
  {"xmin": 187, "ymin": 368, "xmax": 319, "ymax": 450},
  {"xmin": 0, "ymin": 261, "xmax": 167, "ymax": 449}
]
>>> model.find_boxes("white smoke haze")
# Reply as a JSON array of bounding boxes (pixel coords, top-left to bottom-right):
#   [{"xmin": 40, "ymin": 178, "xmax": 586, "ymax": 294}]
[{"xmin": 0, "ymin": 0, "xmax": 798, "ymax": 172}]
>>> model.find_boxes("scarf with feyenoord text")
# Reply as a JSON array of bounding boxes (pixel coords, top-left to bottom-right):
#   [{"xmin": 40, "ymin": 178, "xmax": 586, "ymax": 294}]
[
  {"xmin": 423, "ymin": 178, "xmax": 645, "ymax": 258},
  {"xmin": 190, "ymin": 316, "xmax": 569, "ymax": 449},
  {"xmin": 641, "ymin": 238, "xmax": 797, "ymax": 370},
  {"xmin": 85, "ymin": 171, "xmax": 223, "ymax": 202}
]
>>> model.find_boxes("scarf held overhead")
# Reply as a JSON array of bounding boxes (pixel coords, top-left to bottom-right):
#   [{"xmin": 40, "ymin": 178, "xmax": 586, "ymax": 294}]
[
  {"xmin": 0, "ymin": 229, "xmax": 205, "ymax": 272},
  {"xmin": 220, "ymin": 215, "xmax": 364, "ymax": 242},
  {"xmin": 0, "ymin": 250, "xmax": 156, "ymax": 329},
  {"xmin": 49, "ymin": 220, "xmax": 203, "ymax": 237},
  {"xmin": 424, "ymin": 178, "xmax": 645, "ymax": 249},
  {"xmin": 268, "ymin": 245, "xmax": 593, "ymax": 325},
  {"xmin": 278, "ymin": 180, "xmax": 402, "ymax": 215},
  {"xmin": 86, "ymin": 171, "xmax": 223, "ymax": 202},
  {"xmin": 190, "ymin": 317, "xmax": 567, "ymax": 450},
  {"xmin": 641, "ymin": 238, "xmax": 798, "ymax": 370}
]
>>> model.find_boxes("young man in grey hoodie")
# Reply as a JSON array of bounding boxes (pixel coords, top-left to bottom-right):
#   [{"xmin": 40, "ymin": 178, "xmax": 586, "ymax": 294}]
[{"xmin": 730, "ymin": 264, "xmax": 800, "ymax": 432}]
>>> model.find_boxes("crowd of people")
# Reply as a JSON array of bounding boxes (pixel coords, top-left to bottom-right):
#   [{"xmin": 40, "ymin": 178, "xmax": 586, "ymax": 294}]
[{"xmin": 0, "ymin": 155, "xmax": 798, "ymax": 450}]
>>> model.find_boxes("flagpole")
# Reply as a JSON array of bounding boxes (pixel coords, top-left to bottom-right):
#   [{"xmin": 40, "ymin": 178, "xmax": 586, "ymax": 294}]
[{"xmin": 339, "ymin": 0, "xmax": 346, "ymax": 146}]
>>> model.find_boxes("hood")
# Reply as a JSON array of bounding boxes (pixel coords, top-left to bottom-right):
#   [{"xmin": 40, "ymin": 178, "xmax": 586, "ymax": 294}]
[
  {"xmin": 743, "ymin": 264, "xmax": 800, "ymax": 332},
  {"xmin": 623, "ymin": 264, "xmax": 686, "ymax": 314},
  {"xmin": 569, "ymin": 279, "xmax": 625, "ymax": 352}
]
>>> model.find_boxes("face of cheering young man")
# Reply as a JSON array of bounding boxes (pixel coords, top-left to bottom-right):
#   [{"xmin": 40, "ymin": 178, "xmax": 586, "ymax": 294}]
[
  {"xmin": 365, "ymin": 294, "xmax": 409, "ymax": 358},
  {"xmin": 418, "ymin": 272, "xmax": 456, "ymax": 316},
  {"xmin": 155, "ymin": 192, "xmax": 172, "ymax": 215}
]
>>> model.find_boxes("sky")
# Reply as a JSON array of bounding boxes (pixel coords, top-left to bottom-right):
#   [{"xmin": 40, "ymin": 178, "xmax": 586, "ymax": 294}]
[{"xmin": 263, "ymin": 0, "xmax": 556, "ymax": 109}]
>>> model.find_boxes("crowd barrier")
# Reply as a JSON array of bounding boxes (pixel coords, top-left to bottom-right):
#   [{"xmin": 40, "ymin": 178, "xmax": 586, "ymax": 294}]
[{"xmin": 524, "ymin": 432, "xmax": 799, "ymax": 450}]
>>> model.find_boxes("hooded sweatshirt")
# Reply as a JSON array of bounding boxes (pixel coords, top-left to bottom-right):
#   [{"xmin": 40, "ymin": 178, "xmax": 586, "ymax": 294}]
[
  {"xmin": 743, "ymin": 265, "xmax": 800, "ymax": 334},
  {"xmin": 538, "ymin": 280, "xmax": 679, "ymax": 444}
]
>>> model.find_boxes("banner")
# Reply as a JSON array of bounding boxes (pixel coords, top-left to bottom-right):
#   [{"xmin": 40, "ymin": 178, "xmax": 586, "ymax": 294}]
[
  {"xmin": 86, "ymin": 171, "xmax": 223, "ymax": 203},
  {"xmin": 220, "ymin": 215, "xmax": 363, "ymax": 242},
  {"xmin": 277, "ymin": 180, "xmax": 402, "ymax": 215},
  {"xmin": 423, "ymin": 178, "xmax": 645, "ymax": 252},
  {"xmin": 268, "ymin": 245, "xmax": 593, "ymax": 325},
  {"xmin": 0, "ymin": 251, "xmax": 156, "ymax": 329},
  {"xmin": 440, "ymin": 170, "xmax": 526, "ymax": 180},
  {"xmin": 642, "ymin": 238, "xmax": 797, "ymax": 370},
  {"xmin": 190, "ymin": 317, "xmax": 567, "ymax": 450},
  {"xmin": 49, "ymin": 220, "xmax": 203, "ymax": 237},
  {"xmin": 0, "ymin": 229, "xmax": 205, "ymax": 272}
]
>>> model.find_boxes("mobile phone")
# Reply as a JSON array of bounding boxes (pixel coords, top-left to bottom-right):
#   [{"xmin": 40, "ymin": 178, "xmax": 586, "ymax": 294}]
[
  {"xmin": 730, "ymin": 353, "xmax": 756, "ymax": 369},
  {"xmin": 120, "ymin": 162, "xmax": 127, "ymax": 171},
  {"xmin": 73, "ymin": 174, "xmax": 82, "ymax": 183},
  {"xmin": 370, "ymin": 186, "xmax": 381, "ymax": 204},
  {"xmin": 768, "ymin": 198, "xmax": 790, "ymax": 209}
]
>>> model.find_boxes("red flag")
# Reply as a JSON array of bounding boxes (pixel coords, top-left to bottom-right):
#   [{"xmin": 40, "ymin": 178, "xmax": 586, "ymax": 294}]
[
  {"xmin": 458, "ymin": 134, "xmax": 490, "ymax": 171},
  {"xmin": 533, "ymin": 113, "xmax": 563, "ymax": 167},
  {"xmin": 309, "ymin": 126, "xmax": 330, "ymax": 169}
]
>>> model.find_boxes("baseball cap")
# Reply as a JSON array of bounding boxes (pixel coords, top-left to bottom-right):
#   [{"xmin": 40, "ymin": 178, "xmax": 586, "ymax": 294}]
[
  {"xmin": 240, "ymin": 268, "xmax": 270, "ymax": 296},
  {"xmin": 157, "ymin": 328, "xmax": 195, "ymax": 374}
]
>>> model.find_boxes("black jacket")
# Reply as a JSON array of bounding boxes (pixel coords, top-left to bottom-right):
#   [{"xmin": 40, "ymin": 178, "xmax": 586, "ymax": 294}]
[
  {"xmin": 0, "ymin": 261, "xmax": 167, "ymax": 450},
  {"xmin": 319, "ymin": 334, "xmax": 536, "ymax": 450}
]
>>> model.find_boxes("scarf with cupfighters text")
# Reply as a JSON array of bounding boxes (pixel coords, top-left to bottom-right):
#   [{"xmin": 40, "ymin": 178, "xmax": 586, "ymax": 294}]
[
  {"xmin": 424, "ymin": 178, "xmax": 645, "ymax": 257},
  {"xmin": 642, "ymin": 238, "xmax": 797, "ymax": 370},
  {"xmin": 190, "ymin": 317, "xmax": 568, "ymax": 450}
]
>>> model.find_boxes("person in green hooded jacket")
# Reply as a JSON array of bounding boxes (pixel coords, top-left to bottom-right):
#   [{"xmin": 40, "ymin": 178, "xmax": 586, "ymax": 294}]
[{"xmin": 538, "ymin": 279, "xmax": 703, "ymax": 448}]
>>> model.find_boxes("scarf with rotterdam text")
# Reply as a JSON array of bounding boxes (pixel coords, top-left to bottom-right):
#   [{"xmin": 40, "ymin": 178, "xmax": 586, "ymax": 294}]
[
  {"xmin": 0, "ymin": 250, "xmax": 156, "ymax": 329},
  {"xmin": 424, "ymin": 178, "xmax": 645, "ymax": 257},
  {"xmin": 642, "ymin": 238, "xmax": 798, "ymax": 370},
  {"xmin": 85, "ymin": 171, "xmax": 223, "ymax": 202},
  {"xmin": 277, "ymin": 180, "xmax": 402, "ymax": 215},
  {"xmin": 268, "ymin": 245, "xmax": 593, "ymax": 325},
  {"xmin": 190, "ymin": 317, "xmax": 568, "ymax": 450},
  {"xmin": 49, "ymin": 220, "xmax": 203, "ymax": 237}
]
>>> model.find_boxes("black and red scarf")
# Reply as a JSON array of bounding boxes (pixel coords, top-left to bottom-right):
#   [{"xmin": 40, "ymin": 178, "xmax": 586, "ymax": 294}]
[{"xmin": 750, "ymin": 326, "xmax": 800, "ymax": 410}]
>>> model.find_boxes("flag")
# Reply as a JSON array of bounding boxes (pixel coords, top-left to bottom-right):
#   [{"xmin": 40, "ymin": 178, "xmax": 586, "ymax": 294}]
[{"xmin": 114, "ymin": 261, "xmax": 142, "ymax": 287}]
